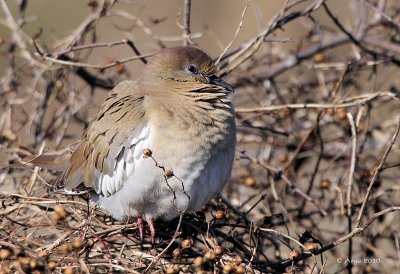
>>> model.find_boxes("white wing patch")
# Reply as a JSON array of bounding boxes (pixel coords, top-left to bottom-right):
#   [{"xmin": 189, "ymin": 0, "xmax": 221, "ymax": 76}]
[{"xmin": 96, "ymin": 123, "xmax": 151, "ymax": 197}]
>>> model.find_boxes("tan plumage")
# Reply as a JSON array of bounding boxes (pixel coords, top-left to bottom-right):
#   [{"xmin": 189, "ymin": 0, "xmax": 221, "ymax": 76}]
[
  {"xmin": 36, "ymin": 46, "xmax": 236, "ymax": 242},
  {"xmin": 65, "ymin": 81, "xmax": 147, "ymax": 192}
]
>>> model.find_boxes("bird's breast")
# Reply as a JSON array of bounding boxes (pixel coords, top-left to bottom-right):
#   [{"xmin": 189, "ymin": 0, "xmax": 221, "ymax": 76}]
[
  {"xmin": 147, "ymin": 101, "xmax": 235, "ymax": 169},
  {"xmin": 146, "ymin": 101, "xmax": 236, "ymax": 195}
]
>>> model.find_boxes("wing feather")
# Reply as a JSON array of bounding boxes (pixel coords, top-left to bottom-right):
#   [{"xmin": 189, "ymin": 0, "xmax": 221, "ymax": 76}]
[{"xmin": 64, "ymin": 80, "xmax": 148, "ymax": 196}]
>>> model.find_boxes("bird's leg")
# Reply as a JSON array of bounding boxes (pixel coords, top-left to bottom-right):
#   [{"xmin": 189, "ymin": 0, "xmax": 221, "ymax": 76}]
[
  {"xmin": 147, "ymin": 218, "xmax": 156, "ymax": 244},
  {"xmin": 137, "ymin": 217, "xmax": 145, "ymax": 241}
]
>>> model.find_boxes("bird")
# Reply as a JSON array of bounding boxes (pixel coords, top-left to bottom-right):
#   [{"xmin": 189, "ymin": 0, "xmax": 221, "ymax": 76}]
[{"xmin": 30, "ymin": 46, "xmax": 236, "ymax": 243}]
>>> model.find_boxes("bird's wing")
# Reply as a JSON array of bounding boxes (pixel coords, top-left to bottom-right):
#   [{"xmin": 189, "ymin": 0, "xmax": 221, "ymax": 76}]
[{"xmin": 64, "ymin": 80, "xmax": 149, "ymax": 196}]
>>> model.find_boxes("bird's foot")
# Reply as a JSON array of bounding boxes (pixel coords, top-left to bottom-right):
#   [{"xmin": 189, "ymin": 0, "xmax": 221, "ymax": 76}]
[
  {"xmin": 137, "ymin": 217, "xmax": 145, "ymax": 241},
  {"xmin": 147, "ymin": 218, "xmax": 155, "ymax": 244},
  {"xmin": 136, "ymin": 217, "xmax": 156, "ymax": 244}
]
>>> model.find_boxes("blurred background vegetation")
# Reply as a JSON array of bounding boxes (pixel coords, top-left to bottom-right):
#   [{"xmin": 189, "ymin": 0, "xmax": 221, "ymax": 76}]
[{"xmin": 1, "ymin": 0, "xmax": 399, "ymax": 273}]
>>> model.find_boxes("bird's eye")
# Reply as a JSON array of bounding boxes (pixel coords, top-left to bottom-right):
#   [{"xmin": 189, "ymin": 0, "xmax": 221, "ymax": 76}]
[{"xmin": 185, "ymin": 64, "xmax": 200, "ymax": 75}]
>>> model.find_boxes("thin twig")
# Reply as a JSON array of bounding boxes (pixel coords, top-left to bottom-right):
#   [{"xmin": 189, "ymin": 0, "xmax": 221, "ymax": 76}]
[
  {"xmin": 355, "ymin": 117, "xmax": 400, "ymax": 228},
  {"xmin": 235, "ymin": 91, "xmax": 397, "ymax": 113},
  {"xmin": 145, "ymin": 213, "xmax": 184, "ymax": 271},
  {"xmin": 35, "ymin": 53, "xmax": 153, "ymax": 69},
  {"xmin": 279, "ymin": 207, "xmax": 400, "ymax": 268},
  {"xmin": 182, "ymin": 0, "xmax": 192, "ymax": 46},
  {"xmin": 258, "ymin": 228, "xmax": 307, "ymax": 250},
  {"xmin": 346, "ymin": 113, "xmax": 357, "ymax": 217},
  {"xmin": 216, "ymin": 0, "xmax": 251, "ymax": 65}
]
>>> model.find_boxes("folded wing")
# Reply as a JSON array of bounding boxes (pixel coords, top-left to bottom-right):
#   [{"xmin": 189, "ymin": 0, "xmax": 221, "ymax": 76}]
[{"xmin": 64, "ymin": 80, "xmax": 148, "ymax": 196}]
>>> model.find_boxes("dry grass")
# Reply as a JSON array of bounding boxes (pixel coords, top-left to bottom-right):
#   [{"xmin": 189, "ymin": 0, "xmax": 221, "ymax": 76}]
[{"xmin": 1, "ymin": 0, "xmax": 400, "ymax": 273}]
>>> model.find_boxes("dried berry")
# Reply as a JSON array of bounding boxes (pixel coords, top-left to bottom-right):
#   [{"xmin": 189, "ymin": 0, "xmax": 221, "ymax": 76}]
[
  {"xmin": 181, "ymin": 239, "xmax": 193, "ymax": 249},
  {"xmin": 204, "ymin": 250, "xmax": 216, "ymax": 261},
  {"xmin": 244, "ymin": 176, "xmax": 255, "ymax": 187},
  {"xmin": 320, "ymin": 180, "xmax": 331, "ymax": 189},
  {"xmin": 193, "ymin": 256, "xmax": 204, "ymax": 267},
  {"xmin": 71, "ymin": 237, "xmax": 83, "ymax": 250},
  {"xmin": 215, "ymin": 210, "xmax": 225, "ymax": 220},
  {"xmin": 289, "ymin": 249, "xmax": 300, "ymax": 259},
  {"xmin": 306, "ymin": 243, "xmax": 318, "ymax": 253},
  {"xmin": 142, "ymin": 148, "xmax": 152, "ymax": 157}
]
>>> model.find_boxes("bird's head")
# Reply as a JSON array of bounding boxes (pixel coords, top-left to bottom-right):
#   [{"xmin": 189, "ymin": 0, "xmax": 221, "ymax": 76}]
[{"xmin": 142, "ymin": 46, "xmax": 233, "ymax": 93}]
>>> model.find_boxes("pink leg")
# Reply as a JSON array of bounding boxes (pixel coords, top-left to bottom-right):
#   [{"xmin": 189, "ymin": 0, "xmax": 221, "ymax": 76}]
[
  {"xmin": 137, "ymin": 217, "xmax": 144, "ymax": 241},
  {"xmin": 147, "ymin": 218, "xmax": 156, "ymax": 244}
]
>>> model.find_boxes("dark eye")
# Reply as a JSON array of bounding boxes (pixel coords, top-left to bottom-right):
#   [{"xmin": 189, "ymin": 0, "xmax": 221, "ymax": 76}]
[{"xmin": 185, "ymin": 64, "xmax": 200, "ymax": 74}]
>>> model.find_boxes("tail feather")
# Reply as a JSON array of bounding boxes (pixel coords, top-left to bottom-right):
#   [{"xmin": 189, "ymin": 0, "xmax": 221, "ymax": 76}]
[
  {"xmin": 23, "ymin": 154, "xmax": 70, "ymax": 171},
  {"xmin": 22, "ymin": 152, "xmax": 71, "ymax": 194},
  {"xmin": 22, "ymin": 146, "xmax": 91, "ymax": 196}
]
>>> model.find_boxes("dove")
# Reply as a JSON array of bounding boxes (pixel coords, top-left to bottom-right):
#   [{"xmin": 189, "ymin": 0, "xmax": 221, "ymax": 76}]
[{"xmin": 33, "ymin": 46, "xmax": 236, "ymax": 242}]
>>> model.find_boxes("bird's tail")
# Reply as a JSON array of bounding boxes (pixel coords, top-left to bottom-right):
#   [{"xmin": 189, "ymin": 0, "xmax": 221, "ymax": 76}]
[
  {"xmin": 22, "ymin": 144, "xmax": 92, "ymax": 196},
  {"xmin": 22, "ymin": 153, "xmax": 70, "ymax": 171}
]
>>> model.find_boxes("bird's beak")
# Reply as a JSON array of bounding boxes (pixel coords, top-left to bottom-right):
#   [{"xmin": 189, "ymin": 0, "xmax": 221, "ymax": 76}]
[{"xmin": 208, "ymin": 75, "xmax": 234, "ymax": 92}]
